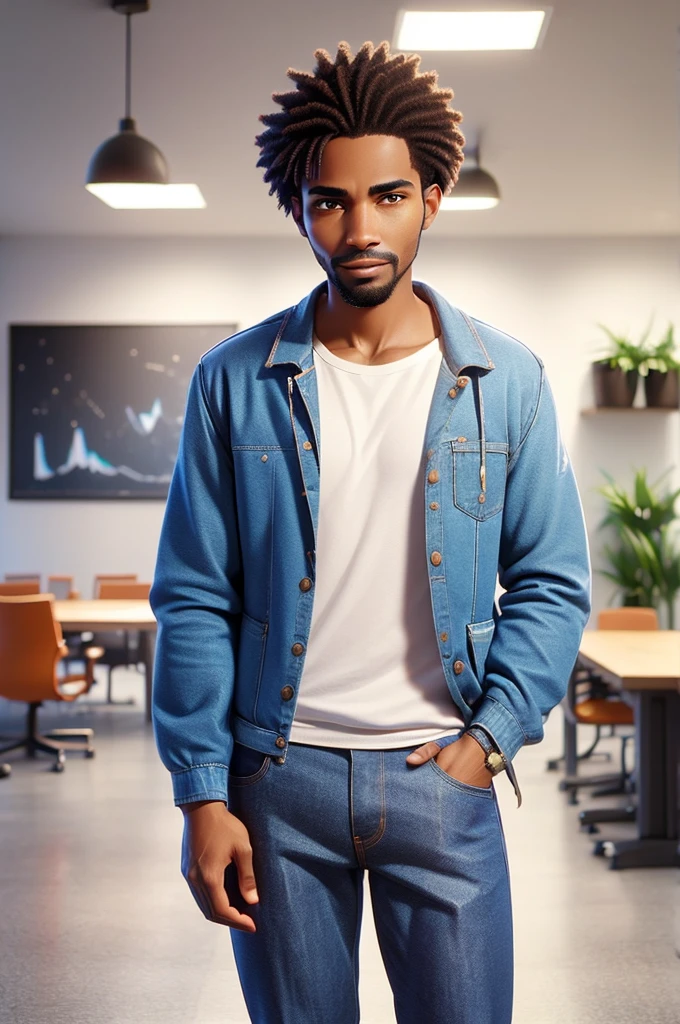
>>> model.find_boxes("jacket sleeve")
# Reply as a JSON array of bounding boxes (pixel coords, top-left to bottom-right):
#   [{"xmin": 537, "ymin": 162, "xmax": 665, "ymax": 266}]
[
  {"xmin": 469, "ymin": 365, "xmax": 592, "ymax": 772},
  {"xmin": 150, "ymin": 360, "xmax": 242, "ymax": 806}
]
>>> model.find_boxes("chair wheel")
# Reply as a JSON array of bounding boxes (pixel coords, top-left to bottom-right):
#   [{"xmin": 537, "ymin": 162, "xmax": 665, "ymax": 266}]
[
  {"xmin": 586, "ymin": 824, "xmax": 600, "ymax": 835},
  {"xmin": 0, "ymin": 763, "xmax": 11, "ymax": 778},
  {"xmin": 51, "ymin": 752, "xmax": 66, "ymax": 773},
  {"xmin": 593, "ymin": 840, "xmax": 606, "ymax": 856},
  {"xmin": 85, "ymin": 749, "xmax": 96, "ymax": 759}
]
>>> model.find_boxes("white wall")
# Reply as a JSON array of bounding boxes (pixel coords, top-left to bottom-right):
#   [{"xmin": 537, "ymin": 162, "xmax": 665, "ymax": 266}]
[{"xmin": 1, "ymin": 234, "xmax": 679, "ymax": 619}]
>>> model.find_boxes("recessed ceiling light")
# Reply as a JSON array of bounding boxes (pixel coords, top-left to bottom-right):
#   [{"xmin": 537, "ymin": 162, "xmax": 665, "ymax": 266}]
[
  {"xmin": 85, "ymin": 183, "xmax": 206, "ymax": 210},
  {"xmin": 394, "ymin": 9, "xmax": 551, "ymax": 51}
]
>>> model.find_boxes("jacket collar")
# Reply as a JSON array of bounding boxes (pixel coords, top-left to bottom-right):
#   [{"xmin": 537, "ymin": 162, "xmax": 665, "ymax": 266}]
[{"xmin": 265, "ymin": 281, "xmax": 495, "ymax": 377}]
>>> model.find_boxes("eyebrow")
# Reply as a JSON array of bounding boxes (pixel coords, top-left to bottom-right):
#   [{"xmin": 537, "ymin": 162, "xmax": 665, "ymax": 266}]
[{"xmin": 306, "ymin": 179, "xmax": 416, "ymax": 198}]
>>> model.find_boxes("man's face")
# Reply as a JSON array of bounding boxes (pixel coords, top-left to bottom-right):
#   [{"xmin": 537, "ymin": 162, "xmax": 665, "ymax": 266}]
[{"xmin": 291, "ymin": 135, "xmax": 441, "ymax": 308}]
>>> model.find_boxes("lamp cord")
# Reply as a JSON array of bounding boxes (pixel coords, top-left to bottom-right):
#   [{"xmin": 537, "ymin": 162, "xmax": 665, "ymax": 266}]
[{"xmin": 125, "ymin": 12, "xmax": 132, "ymax": 120}]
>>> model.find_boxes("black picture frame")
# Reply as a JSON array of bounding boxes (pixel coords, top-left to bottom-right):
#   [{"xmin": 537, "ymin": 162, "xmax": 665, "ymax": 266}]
[{"xmin": 9, "ymin": 322, "xmax": 237, "ymax": 500}]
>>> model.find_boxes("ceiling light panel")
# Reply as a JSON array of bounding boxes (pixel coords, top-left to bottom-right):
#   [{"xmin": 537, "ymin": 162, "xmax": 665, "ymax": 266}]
[
  {"xmin": 85, "ymin": 183, "xmax": 206, "ymax": 209},
  {"xmin": 395, "ymin": 9, "xmax": 551, "ymax": 51}
]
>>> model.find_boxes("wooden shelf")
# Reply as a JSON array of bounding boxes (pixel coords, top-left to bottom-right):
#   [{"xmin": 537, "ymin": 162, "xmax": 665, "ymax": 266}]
[{"xmin": 581, "ymin": 406, "xmax": 679, "ymax": 415}]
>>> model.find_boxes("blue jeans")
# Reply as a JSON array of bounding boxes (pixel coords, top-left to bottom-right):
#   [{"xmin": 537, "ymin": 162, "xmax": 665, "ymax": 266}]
[{"xmin": 227, "ymin": 736, "xmax": 513, "ymax": 1024}]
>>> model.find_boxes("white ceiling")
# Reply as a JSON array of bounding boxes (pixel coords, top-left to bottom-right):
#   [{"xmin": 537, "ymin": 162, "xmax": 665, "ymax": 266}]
[{"xmin": 0, "ymin": 0, "xmax": 678, "ymax": 238}]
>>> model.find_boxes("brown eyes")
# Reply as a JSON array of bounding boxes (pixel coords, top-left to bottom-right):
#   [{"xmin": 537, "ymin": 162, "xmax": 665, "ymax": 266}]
[{"xmin": 313, "ymin": 194, "xmax": 405, "ymax": 211}]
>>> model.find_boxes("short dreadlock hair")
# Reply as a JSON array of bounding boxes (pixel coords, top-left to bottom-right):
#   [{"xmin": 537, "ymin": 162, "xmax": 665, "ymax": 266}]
[{"xmin": 255, "ymin": 40, "xmax": 465, "ymax": 216}]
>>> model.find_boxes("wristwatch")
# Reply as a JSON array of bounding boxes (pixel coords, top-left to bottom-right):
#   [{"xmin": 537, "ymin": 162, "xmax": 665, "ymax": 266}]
[{"xmin": 466, "ymin": 726, "xmax": 508, "ymax": 777}]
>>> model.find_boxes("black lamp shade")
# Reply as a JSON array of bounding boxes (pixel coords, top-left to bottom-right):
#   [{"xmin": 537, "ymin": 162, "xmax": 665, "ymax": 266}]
[
  {"xmin": 86, "ymin": 117, "xmax": 169, "ymax": 185},
  {"xmin": 455, "ymin": 167, "xmax": 501, "ymax": 201}
]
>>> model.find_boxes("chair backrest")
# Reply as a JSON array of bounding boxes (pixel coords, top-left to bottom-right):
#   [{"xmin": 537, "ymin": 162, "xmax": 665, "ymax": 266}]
[
  {"xmin": 0, "ymin": 580, "xmax": 41, "ymax": 596},
  {"xmin": 0, "ymin": 595, "xmax": 62, "ymax": 702},
  {"xmin": 47, "ymin": 575, "xmax": 74, "ymax": 601},
  {"xmin": 597, "ymin": 607, "xmax": 659, "ymax": 631},
  {"xmin": 4, "ymin": 573, "xmax": 41, "ymax": 584},
  {"xmin": 94, "ymin": 574, "xmax": 137, "ymax": 598},
  {"xmin": 97, "ymin": 582, "xmax": 151, "ymax": 600}
]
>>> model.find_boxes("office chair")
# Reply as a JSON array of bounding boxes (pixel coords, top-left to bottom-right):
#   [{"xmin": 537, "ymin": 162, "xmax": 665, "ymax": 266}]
[
  {"xmin": 0, "ymin": 595, "xmax": 102, "ymax": 772},
  {"xmin": 0, "ymin": 581, "xmax": 41, "ymax": 596},
  {"xmin": 92, "ymin": 580, "xmax": 151, "ymax": 705},
  {"xmin": 558, "ymin": 607, "xmax": 658, "ymax": 817}
]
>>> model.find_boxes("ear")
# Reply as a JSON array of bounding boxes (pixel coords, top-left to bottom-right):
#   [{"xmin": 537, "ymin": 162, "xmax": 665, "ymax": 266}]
[
  {"xmin": 422, "ymin": 184, "xmax": 442, "ymax": 231},
  {"xmin": 290, "ymin": 196, "xmax": 308, "ymax": 238}
]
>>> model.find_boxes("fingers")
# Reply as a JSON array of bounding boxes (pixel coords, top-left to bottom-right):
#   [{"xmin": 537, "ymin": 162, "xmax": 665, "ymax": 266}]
[
  {"xmin": 233, "ymin": 842, "xmax": 259, "ymax": 905},
  {"xmin": 406, "ymin": 740, "xmax": 443, "ymax": 765},
  {"xmin": 186, "ymin": 869, "xmax": 257, "ymax": 933}
]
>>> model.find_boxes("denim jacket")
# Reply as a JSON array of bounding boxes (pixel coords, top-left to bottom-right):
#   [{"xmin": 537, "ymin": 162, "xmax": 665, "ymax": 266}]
[{"xmin": 151, "ymin": 281, "xmax": 592, "ymax": 808}]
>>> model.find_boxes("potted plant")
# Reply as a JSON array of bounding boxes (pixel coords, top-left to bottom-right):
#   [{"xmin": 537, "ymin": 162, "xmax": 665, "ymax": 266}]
[
  {"xmin": 638, "ymin": 324, "xmax": 680, "ymax": 409},
  {"xmin": 599, "ymin": 468, "xmax": 680, "ymax": 628},
  {"xmin": 592, "ymin": 323, "xmax": 650, "ymax": 407}
]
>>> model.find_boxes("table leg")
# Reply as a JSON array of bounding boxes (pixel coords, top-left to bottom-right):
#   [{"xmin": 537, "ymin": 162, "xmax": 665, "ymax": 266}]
[
  {"xmin": 138, "ymin": 629, "xmax": 156, "ymax": 725},
  {"xmin": 596, "ymin": 689, "xmax": 680, "ymax": 869}
]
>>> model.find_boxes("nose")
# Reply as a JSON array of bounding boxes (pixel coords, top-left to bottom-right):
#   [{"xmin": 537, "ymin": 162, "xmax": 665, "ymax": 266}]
[{"xmin": 344, "ymin": 201, "xmax": 380, "ymax": 252}]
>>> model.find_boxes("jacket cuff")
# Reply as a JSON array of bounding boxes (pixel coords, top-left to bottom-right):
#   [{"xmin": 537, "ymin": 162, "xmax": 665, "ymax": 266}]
[
  {"xmin": 170, "ymin": 764, "xmax": 229, "ymax": 807},
  {"xmin": 468, "ymin": 696, "xmax": 526, "ymax": 807}
]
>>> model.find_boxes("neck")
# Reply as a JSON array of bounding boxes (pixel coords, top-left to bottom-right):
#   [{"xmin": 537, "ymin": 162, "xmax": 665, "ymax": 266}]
[{"xmin": 315, "ymin": 270, "xmax": 439, "ymax": 357}]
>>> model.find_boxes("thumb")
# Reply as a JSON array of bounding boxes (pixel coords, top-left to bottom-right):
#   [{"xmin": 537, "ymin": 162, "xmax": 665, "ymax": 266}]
[
  {"xmin": 233, "ymin": 844, "xmax": 259, "ymax": 905},
  {"xmin": 406, "ymin": 740, "xmax": 442, "ymax": 766}
]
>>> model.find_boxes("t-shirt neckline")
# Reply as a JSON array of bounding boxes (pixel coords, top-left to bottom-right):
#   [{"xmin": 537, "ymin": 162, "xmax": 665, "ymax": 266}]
[{"xmin": 312, "ymin": 335, "xmax": 441, "ymax": 376}]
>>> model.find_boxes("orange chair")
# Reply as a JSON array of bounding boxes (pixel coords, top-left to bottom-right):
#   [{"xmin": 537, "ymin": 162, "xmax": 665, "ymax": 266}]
[
  {"xmin": 93, "ymin": 574, "xmax": 137, "ymax": 598},
  {"xmin": 97, "ymin": 582, "xmax": 151, "ymax": 600},
  {"xmin": 0, "ymin": 595, "xmax": 103, "ymax": 772},
  {"xmin": 0, "ymin": 581, "xmax": 41, "ymax": 596},
  {"xmin": 92, "ymin": 580, "xmax": 149, "ymax": 704},
  {"xmin": 560, "ymin": 606, "xmax": 658, "ymax": 808}
]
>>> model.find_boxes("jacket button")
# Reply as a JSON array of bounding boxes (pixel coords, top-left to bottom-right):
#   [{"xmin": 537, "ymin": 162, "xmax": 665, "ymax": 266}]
[
  {"xmin": 448, "ymin": 388, "xmax": 458, "ymax": 399},
  {"xmin": 302, "ymin": 441, "xmax": 313, "ymax": 451},
  {"xmin": 429, "ymin": 502, "xmax": 439, "ymax": 511},
  {"xmin": 299, "ymin": 577, "xmax": 313, "ymax": 592},
  {"xmin": 457, "ymin": 436, "xmax": 467, "ymax": 443},
  {"xmin": 281, "ymin": 685, "xmax": 294, "ymax": 701},
  {"xmin": 426, "ymin": 448, "xmax": 434, "ymax": 459},
  {"xmin": 291, "ymin": 642, "xmax": 305, "ymax": 656},
  {"xmin": 428, "ymin": 469, "xmax": 439, "ymax": 485},
  {"xmin": 261, "ymin": 454, "xmax": 268, "ymax": 462},
  {"xmin": 454, "ymin": 660, "xmax": 465, "ymax": 675},
  {"xmin": 440, "ymin": 632, "xmax": 449, "ymax": 642},
  {"xmin": 457, "ymin": 376, "xmax": 469, "ymax": 388},
  {"xmin": 275, "ymin": 737, "xmax": 286, "ymax": 749},
  {"xmin": 478, "ymin": 494, "xmax": 486, "ymax": 504},
  {"xmin": 430, "ymin": 551, "xmax": 442, "ymax": 567}
]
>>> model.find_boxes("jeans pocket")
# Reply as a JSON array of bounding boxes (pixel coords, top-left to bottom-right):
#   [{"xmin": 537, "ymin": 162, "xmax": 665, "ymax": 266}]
[
  {"xmin": 428, "ymin": 757, "xmax": 494, "ymax": 799},
  {"xmin": 228, "ymin": 743, "xmax": 271, "ymax": 787}
]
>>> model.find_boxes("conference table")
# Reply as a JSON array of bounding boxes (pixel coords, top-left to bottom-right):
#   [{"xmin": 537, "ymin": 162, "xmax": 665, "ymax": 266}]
[
  {"xmin": 54, "ymin": 600, "xmax": 157, "ymax": 724},
  {"xmin": 570, "ymin": 630, "xmax": 680, "ymax": 869}
]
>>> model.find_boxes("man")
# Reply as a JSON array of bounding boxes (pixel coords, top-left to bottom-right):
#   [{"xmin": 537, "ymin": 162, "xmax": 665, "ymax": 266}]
[{"xmin": 151, "ymin": 41, "xmax": 591, "ymax": 1024}]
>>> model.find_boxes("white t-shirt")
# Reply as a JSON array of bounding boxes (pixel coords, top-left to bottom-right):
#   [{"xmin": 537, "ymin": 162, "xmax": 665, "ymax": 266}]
[{"xmin": 289, "ymin": 334, "xmax": 465, "ymax": 749}]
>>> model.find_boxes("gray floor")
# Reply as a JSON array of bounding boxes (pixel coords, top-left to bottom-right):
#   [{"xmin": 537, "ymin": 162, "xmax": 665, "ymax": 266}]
[{"xmin": 0, "ymin": 668, "xmax": 678, "ymax": 1024}]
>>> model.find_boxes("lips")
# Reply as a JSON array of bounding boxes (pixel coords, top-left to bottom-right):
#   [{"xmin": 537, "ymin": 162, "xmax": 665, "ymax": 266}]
[{"xmin": 339, "ymin": 261, "xmax": 388, "ymax": 269}]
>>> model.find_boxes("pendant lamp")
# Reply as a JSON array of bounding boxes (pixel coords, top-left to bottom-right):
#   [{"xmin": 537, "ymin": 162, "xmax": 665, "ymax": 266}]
[
  {"xmin": 441, "ymin": 143, "xmax": 501, "ymax": 212},
  {"xmin": 86, "ymin": 1, "xmax": 205, "ymax": 209}
]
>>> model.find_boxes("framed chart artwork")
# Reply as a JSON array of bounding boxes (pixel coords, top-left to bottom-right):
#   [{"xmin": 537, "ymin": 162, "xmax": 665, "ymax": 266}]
[{"xmin": 9, "ymin": 323, "xmax": 237, "ymax": 500}]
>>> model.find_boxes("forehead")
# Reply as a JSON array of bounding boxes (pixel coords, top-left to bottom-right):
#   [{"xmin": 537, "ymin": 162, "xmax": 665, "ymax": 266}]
[{"xmin": 303, "ymin": 135, "xmax": 420, "ymax": 192}]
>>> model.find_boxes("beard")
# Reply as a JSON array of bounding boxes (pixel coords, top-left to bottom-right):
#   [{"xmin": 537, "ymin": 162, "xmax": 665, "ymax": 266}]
[{"xmin": 314, "ymin": 230, "xmax": 423, "ymax": 309}]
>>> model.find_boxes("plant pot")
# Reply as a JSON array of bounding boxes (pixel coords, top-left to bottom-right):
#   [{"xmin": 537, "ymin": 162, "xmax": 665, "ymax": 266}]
[
  {"xmin": 592, "ymin": 363, "xmax": 638, "ymax": 407},
  {"xmin": 644, "ymin": 369, "xmax": 679, "ymax": 409}
]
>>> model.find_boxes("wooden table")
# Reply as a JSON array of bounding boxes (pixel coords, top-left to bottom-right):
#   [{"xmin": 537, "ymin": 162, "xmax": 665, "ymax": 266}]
[
  {"xmin": 573, "ymin": 630, "xmax": 680, "ymax": 869},
  {"xmin": 54, "ymin": 600, "xmax": 157, "ymax": 723}
]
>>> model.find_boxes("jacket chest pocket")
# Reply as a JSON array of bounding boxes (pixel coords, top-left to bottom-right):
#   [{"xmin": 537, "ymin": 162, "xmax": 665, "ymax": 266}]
[{"xmin": 451, "ymin": 441, "xmax": 508, "ymax": 521}]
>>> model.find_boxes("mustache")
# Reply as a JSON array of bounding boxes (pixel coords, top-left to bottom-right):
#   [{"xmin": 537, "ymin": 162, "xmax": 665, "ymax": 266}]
[{"xmin": 331, "ymin": 249, "xmax": 398, "ymax": 270}]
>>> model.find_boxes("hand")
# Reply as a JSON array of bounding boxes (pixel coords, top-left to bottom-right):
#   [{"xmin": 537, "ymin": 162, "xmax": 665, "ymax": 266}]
[
  {"xmin": 179, "ymin": 800, "xmax": 259, "ymax": 932},
  {"xmin": 406, "ymin": 733, "xmax": 492, "ymax": 788}
]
